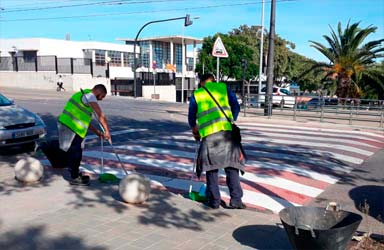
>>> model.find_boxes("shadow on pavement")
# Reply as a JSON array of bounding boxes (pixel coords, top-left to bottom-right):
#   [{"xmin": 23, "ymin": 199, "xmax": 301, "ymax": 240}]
[
  {"xmin": 349, "ymin": 185, "xmax": 384, "ymax": 222},
  {"xmin": 232, "ymin": 224, "xmax": 291, "ymax": 249},
  {"xmin": 0, "ymin": 225, "xmax": 107, "ymax": 250},
  {"xmin": 136, "ymin": 188, "xmax": 231, "ymax": 231}
]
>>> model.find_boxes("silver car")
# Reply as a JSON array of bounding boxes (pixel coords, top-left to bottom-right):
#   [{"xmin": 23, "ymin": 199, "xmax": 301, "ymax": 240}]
[{"xmin": 0, "ymin": 93, "xmax": 46, "ymax": 148}]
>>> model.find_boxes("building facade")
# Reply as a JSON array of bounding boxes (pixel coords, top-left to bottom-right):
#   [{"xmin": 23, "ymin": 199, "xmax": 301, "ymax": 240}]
[{"xmin": 0, "ymin": 36, "xmax": 202, "ymax": 102}]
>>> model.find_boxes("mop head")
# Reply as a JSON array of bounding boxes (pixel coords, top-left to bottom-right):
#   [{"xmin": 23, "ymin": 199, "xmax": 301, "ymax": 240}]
[{"xmin": 99, "ymin": 173, "xmax": 120, "ymax": 184}]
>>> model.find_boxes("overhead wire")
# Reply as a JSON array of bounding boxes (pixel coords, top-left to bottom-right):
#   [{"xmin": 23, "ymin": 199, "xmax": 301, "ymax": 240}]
[{"xmin": 0, "ymin": 0, "xmax": 297, "ymax": 22}]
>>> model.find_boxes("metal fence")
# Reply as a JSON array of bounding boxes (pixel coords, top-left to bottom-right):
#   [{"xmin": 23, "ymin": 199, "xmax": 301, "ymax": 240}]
[
  {"xmin": 242, "ymin": 94, "xmax": 384, "ymax": 128},
  {"xmin": 0, "ymin": 56, "xmax": 106, "ymax": 76}
]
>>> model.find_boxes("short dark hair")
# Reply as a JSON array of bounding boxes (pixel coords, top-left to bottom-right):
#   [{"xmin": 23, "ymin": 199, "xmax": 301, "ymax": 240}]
[
  {"xmin": 200, "ymin": 73, "xmax": 215, "ymax": 83},
  {"xmin": 93, "ymin": 84, "xmax": 107, "ymax": 94}
]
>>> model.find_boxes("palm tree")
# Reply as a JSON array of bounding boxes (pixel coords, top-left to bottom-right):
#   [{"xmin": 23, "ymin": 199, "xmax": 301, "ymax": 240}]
[{"xmin": 308, "ymin": 21, "xmax": 384, "ymax": 99}]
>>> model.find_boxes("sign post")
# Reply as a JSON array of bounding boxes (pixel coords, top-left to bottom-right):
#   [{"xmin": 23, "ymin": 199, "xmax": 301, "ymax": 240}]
[{"xmin": 212, "ymin": 36, "xmax": 229, "ymax": 82}]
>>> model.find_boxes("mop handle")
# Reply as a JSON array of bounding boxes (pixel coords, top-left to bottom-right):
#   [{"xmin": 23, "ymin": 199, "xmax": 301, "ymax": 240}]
[
  {"xmin": 189, "ymin": 141, "xmax": 199, "ymax": 193},
  {"xmin": 101, "ymin": 138, "xmax": 104, "ymax": 174},
  {"xmin": 80, "ymin": 89, "xmax": 128, "ymax": 175}
]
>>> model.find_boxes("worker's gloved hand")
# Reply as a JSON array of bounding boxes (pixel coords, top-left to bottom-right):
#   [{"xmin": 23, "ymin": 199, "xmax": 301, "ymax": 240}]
[
  {"xmin": 103, "ymin": 131, "xmax": 111, "ymax": 142},
  {"xmin": 192, "ymin": 127, "xmax": 200, "ymax": 141}
]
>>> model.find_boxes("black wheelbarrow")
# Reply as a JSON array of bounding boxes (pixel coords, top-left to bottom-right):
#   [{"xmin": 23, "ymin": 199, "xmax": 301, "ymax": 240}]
[{"xmin": 279, "ymin": 206, "xmax": 362, "ymax": 250}]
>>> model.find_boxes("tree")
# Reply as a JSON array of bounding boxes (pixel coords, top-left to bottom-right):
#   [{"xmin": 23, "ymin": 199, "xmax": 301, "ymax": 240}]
[
  {"xmin": 308, "ymin": 21, "xmax": 384, "ymax": 99},
  {"xmin": 195, "ymin": 33, "xmax": 257, "ymax": 81}
]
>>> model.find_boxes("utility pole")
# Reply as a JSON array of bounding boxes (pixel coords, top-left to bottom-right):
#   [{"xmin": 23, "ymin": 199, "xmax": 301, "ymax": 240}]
[
  {"xmin": 264, "ymin": 0, "xmax": 276, "ymax": 116},
  {"xmin": 241, "ymin": 58, "xmax": 247, "ymax": 104},
  {"xmin": 257, "ymin": 0, "xmax": 265, "ymax": 108}
]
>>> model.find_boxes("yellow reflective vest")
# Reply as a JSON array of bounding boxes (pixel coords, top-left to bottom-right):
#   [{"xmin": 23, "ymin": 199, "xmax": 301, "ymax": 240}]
[
  {"xmin": 194, "ymin": 81, "xmax": 233, "ymax": 138},
  {"xmin": 58, "ymin": 89, "xmax": 93, "ymax": 138}
]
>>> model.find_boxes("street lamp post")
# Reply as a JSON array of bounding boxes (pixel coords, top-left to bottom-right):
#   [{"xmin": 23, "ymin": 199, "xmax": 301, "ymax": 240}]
[
  {"xmin": 257, "ymin": 0, "xmax": 265, "ymax": 108},
  {"xmin": 132, "ymin": 14, "xmax": 195, "ymax": 98}
]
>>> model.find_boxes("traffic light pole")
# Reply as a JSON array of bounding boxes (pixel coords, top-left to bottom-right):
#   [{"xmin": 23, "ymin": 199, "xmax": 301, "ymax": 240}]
[{"xmin": 133, "ymin": 15, "xmax": 194, "ymax": 98}]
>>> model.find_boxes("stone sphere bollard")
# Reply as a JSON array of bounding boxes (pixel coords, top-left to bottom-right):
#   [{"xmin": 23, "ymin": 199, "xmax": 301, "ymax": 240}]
[
  {"xmin": 119, "ymin": 173, "xmax": 150, "ymax": 204},
  {"xmin": 14, "ymin": 157, "xmax": 44, "ymax": 183}
]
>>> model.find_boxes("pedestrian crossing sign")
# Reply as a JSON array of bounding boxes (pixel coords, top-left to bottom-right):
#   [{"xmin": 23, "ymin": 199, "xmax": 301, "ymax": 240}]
[{"xmin": 212, "ymin": 36, "xmax": 229, "ymax": 58}]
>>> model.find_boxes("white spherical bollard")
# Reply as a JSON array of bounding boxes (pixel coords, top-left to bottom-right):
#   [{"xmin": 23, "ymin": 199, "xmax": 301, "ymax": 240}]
[
  {"xmin": 14, "ymin": 156, "xmax": 44, "ymax": 183},
  {"xmin": 119, "ymin": 173, "xmax": 150, "ymax": 204}
]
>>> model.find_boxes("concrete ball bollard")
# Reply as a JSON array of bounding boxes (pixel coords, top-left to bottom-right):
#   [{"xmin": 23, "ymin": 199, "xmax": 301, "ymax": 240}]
[
  {"xmin": 119, "ymin": 173, "xmax": 150, "ymax": 204},
  {"xmin": 14, "ymin": 157, "xmax": 44, "ymax": 183}
]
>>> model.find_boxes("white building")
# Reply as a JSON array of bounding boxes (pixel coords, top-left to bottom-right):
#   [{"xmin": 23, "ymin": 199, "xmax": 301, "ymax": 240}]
[{"xmin": 0, "ymin": 36, "xmax": 202, "ymax": 102}]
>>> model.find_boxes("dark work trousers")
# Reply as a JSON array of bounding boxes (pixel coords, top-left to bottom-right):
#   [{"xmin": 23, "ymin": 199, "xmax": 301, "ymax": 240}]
[
  {"xmin": 67, "ymin": 134, "xmax": 84, "ymax": 179},
  {"xmin": 205, "ymin": 167, "xmax": 243, "ymax": 207}
]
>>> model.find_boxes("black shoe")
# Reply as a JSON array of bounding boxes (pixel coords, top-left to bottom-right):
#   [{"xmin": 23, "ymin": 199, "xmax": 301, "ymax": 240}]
[
  {"xmin": 227, "ymin": 202, "xmax": 247, "ymax": 209},
  {"xmin": 202, "ymin": 201, "xmax": 220, "ymax": 209},
  {"xmin": 69, "ymin": 176, "xmax": 90, "ymax": 186},
  {"xmin": 79, "ymin": 173, "xmax": 90, "ymax": 182}
]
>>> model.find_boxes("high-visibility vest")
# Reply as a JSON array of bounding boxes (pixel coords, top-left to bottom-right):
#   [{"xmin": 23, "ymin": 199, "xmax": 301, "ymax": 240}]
[
  {"xmin": 194, "ymin": 81, "xmax": 233, "ymax": 138},
  {"xmin": 58, "ymin": 89, "xmax": 93, "ymax": 138}
]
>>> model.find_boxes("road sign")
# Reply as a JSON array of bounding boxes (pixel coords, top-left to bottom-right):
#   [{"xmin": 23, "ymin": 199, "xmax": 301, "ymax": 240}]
[{"xmin": 212, "ymin": 37, "xmax": 229, "ymax": 58}]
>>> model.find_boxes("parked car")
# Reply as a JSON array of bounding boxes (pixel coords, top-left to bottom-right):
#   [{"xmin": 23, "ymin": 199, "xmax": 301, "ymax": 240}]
[
  {"xmin": 0, "ymin": 93, "xmax": 46, "ymax": 148},
  {"xmin": 306, "ymin": 97, "xmax": 339, "ymax": 109},
  {"xmin": 259, "ymin": 86, "xmax": 296, "ymax": 108}
]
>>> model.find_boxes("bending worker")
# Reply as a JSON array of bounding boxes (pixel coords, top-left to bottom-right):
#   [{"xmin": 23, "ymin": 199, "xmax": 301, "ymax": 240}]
[
  {"xmin": 188, "ymin": 73, "xmax": 246, "ymax": 209},
  {"xmin": 58, "ymin": 84, "xmax": 111, "ymax": 186}
]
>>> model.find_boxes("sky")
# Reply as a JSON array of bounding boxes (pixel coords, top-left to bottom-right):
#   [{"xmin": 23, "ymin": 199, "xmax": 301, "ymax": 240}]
[{"xmin": 0, "ymin": 0, "xmax": 383, "ymax": 62}]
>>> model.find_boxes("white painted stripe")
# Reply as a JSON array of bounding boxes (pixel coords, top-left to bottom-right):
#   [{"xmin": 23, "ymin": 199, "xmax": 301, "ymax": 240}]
[
  {"xmin": 246, "ymin": 160, "xmax": 340, "ymax": 184},
  {"xmin": 241, "ymin": 128, "xmax": 380, "ymax": 148},
  {"xmin": 85, "ymin": 129, "xmax": 148, "ymax": 140},
  {"xmin": 240, "ymin": 172, "xmax": 323, "ymax": 197},
  {"xmin": 113, "ymin": 144, "xmax": 196, "ymax": 159},
  {"xmin": 244, "ymin": 136, "xmax": 373, "ymax": 156},
  {"xmin": 170, "ymin": 134, "xmax": 372, "ymax": 156},
  {"xmin": 245, "ymin": 149, "xmax": 353, "ymax": 173},
  {"xmin": 238, "ymin": 122, "xmax": 384, "ymax": 139},
  {"xmin": 112, "ymin": 143, "xmax": 342, "ymax": 183},
  {"xmin": 164, "ymin": 135, "xmax": 365, "ymax": 164},
  {"xmin": 180, "ymin": 126, "xmax": 383, "ymax": 144}
]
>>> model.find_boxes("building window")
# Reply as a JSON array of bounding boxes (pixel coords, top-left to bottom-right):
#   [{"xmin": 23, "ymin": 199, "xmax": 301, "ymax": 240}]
[
  {"xmin": 95, "ymin": 49, "xmax": 106, "ymax": 66},
  {"xmin": 174, "ymin": 44, "xmax": 182, "ymax": 73},
  {"xmin": 123, "ymin": 52, "xmax": 134, "ymax": 67},
  {"xmin": 23, "ymin": 51, "xmax": 37, "ymax": 62},
  {"xmin": 108, "ymin": 50, "xmax": 121, "ymax": 66},
  {"xmin": 152, "ymin": 41, "xmax": 170, "ymax": 69},
  {"xmin": 139, "ymin": 41, "xmax": 150, "ymax": 68},
  {"xmin": 187, "ymin": 57, "xmax": 194, "ymax": 71}
]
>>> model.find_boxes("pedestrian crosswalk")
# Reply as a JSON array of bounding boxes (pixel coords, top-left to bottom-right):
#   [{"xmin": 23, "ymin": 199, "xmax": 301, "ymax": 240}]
[{"xmin": 75, "ymin": 122, "xmax": 384, "ymax": 213}]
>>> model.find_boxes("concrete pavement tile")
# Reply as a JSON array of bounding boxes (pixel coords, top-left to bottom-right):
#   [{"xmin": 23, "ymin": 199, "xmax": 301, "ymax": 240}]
[
  {"xmin": 143, "ymin": 239, "xmax": 180, "ymax": 250},
  {"xmin": 116, "ymin": 231, "xmax": 143, "ymax": 241},
  {"xmin": 130, "ymin": 237, "xmax": 157, "ymax": 249},
  {"xmin": 173, "ymin": 238, "xmax": 209, "ymax": 250},
  {"xmin": 102, "ymin": 236, "xmax": 136, "ymax": 250},
  {"xmin": 114, "ymin": 242, "xmax": 143, "ymax": 250},
  {"xmin": 199, "ymin": 243, "xmax": 228, "ymax": 250}
]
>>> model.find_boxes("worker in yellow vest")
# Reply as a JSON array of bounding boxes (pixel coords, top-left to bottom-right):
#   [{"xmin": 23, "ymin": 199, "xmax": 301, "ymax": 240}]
[
  {"xmin": 58, "ymin": 84, "xmax": 111, "ymax": 186},
  {"xmin": 188, "ymin": 73, "xmax": 246, "ymax": 209}
]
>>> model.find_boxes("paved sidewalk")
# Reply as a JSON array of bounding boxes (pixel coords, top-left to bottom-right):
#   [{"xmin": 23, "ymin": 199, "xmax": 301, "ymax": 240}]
[{"xmin": 0, "ymin": 158, "xmax": 289, "ymax": 250}]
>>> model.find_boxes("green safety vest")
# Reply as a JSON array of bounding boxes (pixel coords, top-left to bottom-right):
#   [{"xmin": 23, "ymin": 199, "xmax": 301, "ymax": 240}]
[
  {"xmin": 58, "ymin": 89, "xmax": 93, "ymax": 138},
  {"xmin": 194, "ymin": 81, "xmax": 233, "ymax": 138}
]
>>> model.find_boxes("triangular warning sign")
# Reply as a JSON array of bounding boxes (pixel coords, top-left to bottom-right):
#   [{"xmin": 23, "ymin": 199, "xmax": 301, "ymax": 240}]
[{"xmin": 212, "ymin": 36, "xmax": 229, "ymax": 58}]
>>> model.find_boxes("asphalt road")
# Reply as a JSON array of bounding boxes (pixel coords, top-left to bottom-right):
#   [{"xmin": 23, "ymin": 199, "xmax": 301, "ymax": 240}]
[{"xmin": 0, "ymin": 87, "xmax": 191, "ymax": 160}]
